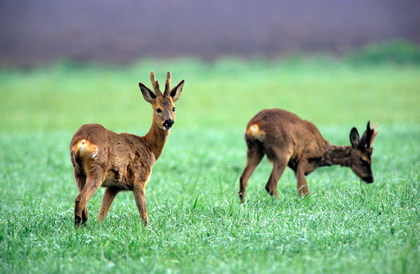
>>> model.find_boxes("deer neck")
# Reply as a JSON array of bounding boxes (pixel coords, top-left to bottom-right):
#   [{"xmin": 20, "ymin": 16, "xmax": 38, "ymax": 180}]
[
  {"xmin": 143, "ymin": 123, "xmax": 170, "ymax": 160},
  {"xmin": 321, "ymin": 144, "xmax": 352, "ymax": 167}
]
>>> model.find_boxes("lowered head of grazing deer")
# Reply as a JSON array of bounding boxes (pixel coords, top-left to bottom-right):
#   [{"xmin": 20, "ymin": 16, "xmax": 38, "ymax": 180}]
[
  {"xmin": 239, "ymin": 109, "xmax": 378, "ymax": 203},
  {"xmin": 70, "ymin": 71, "xmax": 184, "ymax": 227},
  {"xmin": 347, "ymin": 122, "xmax": 378, "ymax": 183}
]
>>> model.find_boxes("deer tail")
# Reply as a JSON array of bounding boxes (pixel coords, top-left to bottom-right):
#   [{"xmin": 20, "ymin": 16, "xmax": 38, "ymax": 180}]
[
  {"xmin": 245, "ymin": 123, "xmax": 265, "ymax": 141},
  {"xmin": 71, "ymin": 139, "xmax": 99, "ymax": 160}
]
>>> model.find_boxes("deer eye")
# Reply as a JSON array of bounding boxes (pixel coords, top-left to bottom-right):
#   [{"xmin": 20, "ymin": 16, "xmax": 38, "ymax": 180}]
[
  {"xmin": 360, "ymin": 159, "xmax": 369, "ymax": 166},
  {"xmin": 172, "ymin": 107, "xmax": 176, "ymax": 112},
  {"xmin": 156, "ymin": 108, "xmax": 162, "ymax": 114}
]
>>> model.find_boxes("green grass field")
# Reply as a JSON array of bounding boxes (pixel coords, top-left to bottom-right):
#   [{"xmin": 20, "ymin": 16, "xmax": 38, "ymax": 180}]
[{"xmin": 0, "ymin": 57, "xmax": 419, "ymax": 273}]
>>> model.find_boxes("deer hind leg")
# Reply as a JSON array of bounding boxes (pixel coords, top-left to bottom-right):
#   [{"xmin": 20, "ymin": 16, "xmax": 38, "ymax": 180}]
[
  {"xmin": 73, "ymin": 171, "xmax": 89, "ymax": 226},
  {"xmin": 295, "ymin": 161, "xmax": 310, "ymax": 195},
  {"xmin": 74, "ymin": 171, "xmax": 104, "ymax": 227},
  {"xmin": 239, "ymin": 141, "xmax": 264, "ymax": 203},
  {"xmin": 98, "ymin": 187, "xmax": 120, "ymax": 221},
  {"xmin": 264, "ymin": 144, "xmax": 293, "ymax": 198},
  {"xmin": 265, "ymin": 156, "xmax": 288, "ymax": 199}
]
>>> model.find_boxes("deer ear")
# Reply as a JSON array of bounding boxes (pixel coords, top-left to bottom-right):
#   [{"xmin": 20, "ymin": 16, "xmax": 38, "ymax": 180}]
[
  {"xmin": 169, "ymin": 80, "xmax": 184, "ymax": 102},
  {"xmin": 139, "ymin": 83, "xmax": 156, "ymax": 103},
  {"xmin": 350, "ymin": 127, "xmax": 360, "ymax": 148}
]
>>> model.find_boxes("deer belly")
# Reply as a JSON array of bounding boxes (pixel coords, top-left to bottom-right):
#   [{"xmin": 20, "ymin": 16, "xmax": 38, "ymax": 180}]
[
  {"xmin": 102, "ymin": 177, "xmax": 133, "ymax": 190},
  {"xmin": 102, "ymin": 168, "xmax": 134, "ymax": 190}
]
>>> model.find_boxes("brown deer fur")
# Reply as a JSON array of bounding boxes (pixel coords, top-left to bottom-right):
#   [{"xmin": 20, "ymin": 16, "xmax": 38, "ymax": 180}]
[
  {"xmin": 70, "ymin": 71, "xmax": 184, "ymax": 227},
  {"xmin": 239, "ymin": 109, "xmax": 378, "ymax": 203}
]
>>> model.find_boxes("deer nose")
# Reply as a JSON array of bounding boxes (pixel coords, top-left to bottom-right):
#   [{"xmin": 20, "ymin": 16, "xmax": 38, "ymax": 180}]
[
  {"xmin": 163, "ymin": 119, "xmax": 174, "ymax": 130},
  {"xmin": 362, "ymin": 176, "xmax": 374, "ymax": 183}
]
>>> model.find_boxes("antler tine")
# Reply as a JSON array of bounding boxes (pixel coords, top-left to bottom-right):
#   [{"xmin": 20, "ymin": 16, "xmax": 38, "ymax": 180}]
[
  {"xmin": 164, "ymin": 71, "xmax": 172, "ymax": 96},
  {"xmin": 149, "ymin": 71, "xmax": 162, "ymax": 95},
  {"xmin": 369, "ymin": 123, "xmax": 379, "ymax": 148}
]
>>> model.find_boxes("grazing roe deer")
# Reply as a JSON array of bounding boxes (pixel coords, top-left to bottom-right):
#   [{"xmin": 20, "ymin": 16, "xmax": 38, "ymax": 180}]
[
  {"xmin": 70, "ymin": 71, "xmax": 184, "ymax": 227},
  {"xmin": 239, "ymin": 109, "xmax": 378, "ymax": 203}
]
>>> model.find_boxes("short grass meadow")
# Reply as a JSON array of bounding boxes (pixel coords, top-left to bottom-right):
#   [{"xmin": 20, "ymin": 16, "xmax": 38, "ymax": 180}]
[{"xmin": 0, "ymin": 52, "xmax": 419, "ymax": 273}]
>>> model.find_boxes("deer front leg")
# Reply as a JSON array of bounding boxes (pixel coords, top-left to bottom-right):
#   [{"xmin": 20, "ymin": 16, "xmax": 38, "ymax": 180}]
[
  {"xmin": 133, "ymin": 184, "xmax": 148, "ymax": 226},
  {"xmin": 239, "ymin": 142, "xmax": 264, "ymax": 203},
  {"xmin": 295, "ymin": 161, "xmax": 310, "ymax": 195},
  {"xmin": 98, "ymin": 187, "xmax": 120, "ymax": 221},
  {"xmin": 265, "ymin": 157, "xmax": 288, "ymax": 198}
]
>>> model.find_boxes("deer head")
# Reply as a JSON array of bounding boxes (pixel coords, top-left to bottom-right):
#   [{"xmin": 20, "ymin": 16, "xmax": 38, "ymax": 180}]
[
  {"xmin": 349, "ymin": 121, "xmax": 378, "ymax": 183},
  {"xmin": 139, "ymin": 71, "xmax": 184, "ymax": 131}
]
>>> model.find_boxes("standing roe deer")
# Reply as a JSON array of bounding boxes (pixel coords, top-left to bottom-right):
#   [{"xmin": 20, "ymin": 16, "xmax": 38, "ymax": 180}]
[
  {"xmin": 239, "ymin": 109, "xmax": 378, "ymax": 203},
  {"xmin": 70, "ymin": 71, "xmax": 184, "ymax": 227}
]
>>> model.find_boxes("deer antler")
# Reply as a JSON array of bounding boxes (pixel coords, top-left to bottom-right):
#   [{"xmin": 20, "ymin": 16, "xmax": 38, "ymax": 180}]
[
  {"xmin": 361, "ymin": 121, "xmax": 378, "ymax": 148},
  {"xmin": 164, "ymin": 71, "xmax": 172, "ymax": 96},
  {"xmin": 149, "ymin": 71, "xmax": 162, "ymax": 95},
  {"xmin": 369, "ymin": 123, "xmax": 379, "ymax": 148}
]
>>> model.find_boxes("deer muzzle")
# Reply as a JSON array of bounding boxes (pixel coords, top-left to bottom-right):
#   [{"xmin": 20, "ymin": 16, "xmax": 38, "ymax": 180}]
[
  {"xmin": 163, "ymin": 119, "xmax": 174, "ymax": 131},
  {"xmin": 362, "ymin": 176, "xmax": 374, "ymax": 183}
]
